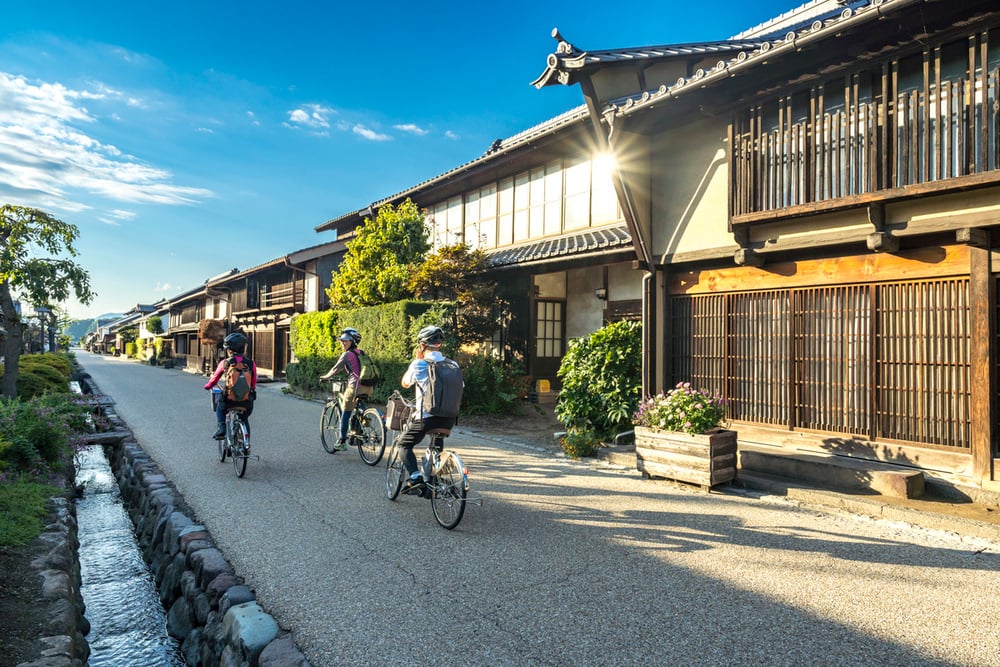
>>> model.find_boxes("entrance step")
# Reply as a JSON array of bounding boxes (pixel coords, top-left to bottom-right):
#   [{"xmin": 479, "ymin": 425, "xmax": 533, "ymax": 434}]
[
  {"xmin": 738, "ymin": 444, "xmax": 925, "ymax": 499},
  {"xmin": 596, "ymin": 442, "xmax": 926, "ymax": 499}
]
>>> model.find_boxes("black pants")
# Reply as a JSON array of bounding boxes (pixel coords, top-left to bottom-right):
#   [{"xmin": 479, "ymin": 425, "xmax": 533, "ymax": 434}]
[
  {"xmin": 217, "ymin": 398, "xmax": 253, "ymax": 428},
  {"xmin": 397, "ymin": 416, "xmax": 455, "ymax": 476}
]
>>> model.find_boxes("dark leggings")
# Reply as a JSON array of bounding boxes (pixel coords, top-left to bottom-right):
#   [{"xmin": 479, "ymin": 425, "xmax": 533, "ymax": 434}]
[{"xmin": 396, "ymin": 416, "xmax": 455, "ymax": 475}]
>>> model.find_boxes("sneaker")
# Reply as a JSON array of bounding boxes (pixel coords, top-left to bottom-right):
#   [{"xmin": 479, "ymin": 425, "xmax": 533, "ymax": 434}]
[
  {"xmin": 213, "ymin": 424, "xmax": 225, "ymax": 439},
  {"xmin": 336, "ymin": 438, "xmax": 349, "ymax": 451},
  {"xmin": 402, "ymin": 472, "xmax": 425, "ymax": 495}
]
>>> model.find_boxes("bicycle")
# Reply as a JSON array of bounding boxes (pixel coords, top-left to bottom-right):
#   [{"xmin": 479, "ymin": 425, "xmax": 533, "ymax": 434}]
[
  {"xmin": 383, "ymin": 392, "xmax": 477, "ymax": 529},
  {"xmin": 212, "ymin": 388, "xmax": 258, "ymax": 478},
  {"xmin": 319, "ymin": 380, "xmax": 386, "ymax": 465}
]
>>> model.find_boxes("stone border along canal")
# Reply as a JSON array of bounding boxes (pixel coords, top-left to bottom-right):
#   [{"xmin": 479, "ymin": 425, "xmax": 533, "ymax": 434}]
[{"xmin": 19, "ymin": 375, "xmax": 311, "ymax": 667}]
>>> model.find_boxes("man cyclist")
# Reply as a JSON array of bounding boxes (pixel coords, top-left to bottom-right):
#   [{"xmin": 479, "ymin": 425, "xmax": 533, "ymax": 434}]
[
  {"xmin": 204, "ymin": 332, "xmax": 257, "ymax": 439},
  {"xmin": 398, "ymin": 325, "xmax": 461, "ymax": 494},
  {"xmin": 319, "ymin": 327, "xmax": 368, "ymax": 450}
]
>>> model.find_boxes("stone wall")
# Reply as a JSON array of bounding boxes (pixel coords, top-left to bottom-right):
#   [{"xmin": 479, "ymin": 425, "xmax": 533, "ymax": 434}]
[
  {"xmin": 101, "ymin": 406, "xmax": 310, "ymax": 667},
  {"xmin": 19, "ymin": 495, "xmax": 90, "ymax": 666}
]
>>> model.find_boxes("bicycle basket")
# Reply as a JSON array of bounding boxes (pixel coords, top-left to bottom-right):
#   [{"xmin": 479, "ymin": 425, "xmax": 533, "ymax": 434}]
[
  {"xmin": 330, "ymin": 380, "xmax": 343, "ymax": 393},
  {"xmin": 386, "ymin": 395, "xmax": 413, "ymax": 431}
]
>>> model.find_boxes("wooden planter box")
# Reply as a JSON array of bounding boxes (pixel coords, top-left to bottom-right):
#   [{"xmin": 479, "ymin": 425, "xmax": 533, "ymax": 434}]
[{"xmin": 635, "ymin": 426, "xmax": 737, "ymax": 488}]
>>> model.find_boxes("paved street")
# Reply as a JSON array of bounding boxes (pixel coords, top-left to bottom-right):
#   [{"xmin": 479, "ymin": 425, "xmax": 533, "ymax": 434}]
[{"xmin": 78, "ymin": 351, "xmax": 1000, "ymax": 667}]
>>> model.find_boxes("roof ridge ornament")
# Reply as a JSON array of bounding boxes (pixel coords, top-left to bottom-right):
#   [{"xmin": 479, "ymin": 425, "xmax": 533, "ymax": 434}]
[{"xmin": 551, "ymin": 28, "xmax": 576, "ymax": 54}]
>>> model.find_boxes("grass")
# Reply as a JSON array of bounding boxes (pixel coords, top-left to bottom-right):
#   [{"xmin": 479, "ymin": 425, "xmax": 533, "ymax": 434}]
[{"xmin": 0, "ymin": 478, "xmax": 62, "ymax": 547}]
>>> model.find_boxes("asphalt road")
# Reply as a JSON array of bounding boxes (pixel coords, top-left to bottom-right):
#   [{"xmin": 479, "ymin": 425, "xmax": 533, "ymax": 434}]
[{"xmin": 77, "ymin": 351, "xmax": 1000, "ymax": 667}]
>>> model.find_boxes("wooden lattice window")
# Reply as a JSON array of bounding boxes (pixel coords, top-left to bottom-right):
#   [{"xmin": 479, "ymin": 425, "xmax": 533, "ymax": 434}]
[{"xmin": 670, "ymin": 277, "xmax": 970, "ymax": 449}]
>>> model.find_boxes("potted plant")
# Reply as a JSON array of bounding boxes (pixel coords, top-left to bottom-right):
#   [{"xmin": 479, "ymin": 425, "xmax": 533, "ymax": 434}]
[{"xmin": 632, "ymin": 382, "xmax": 737, "ymax": 488}]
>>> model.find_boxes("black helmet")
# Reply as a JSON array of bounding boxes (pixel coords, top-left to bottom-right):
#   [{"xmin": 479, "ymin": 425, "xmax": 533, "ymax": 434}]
[
  {"xmin": 339, "ymin": 327, "xmax": 361, "ymax": 345},
  {"xmin": 223, "ymin": 332, "xmax": 247, "ymax": 354},
  {"xmin": 417, "ymin": 325, "xmax": 445, "ymax": 347}
]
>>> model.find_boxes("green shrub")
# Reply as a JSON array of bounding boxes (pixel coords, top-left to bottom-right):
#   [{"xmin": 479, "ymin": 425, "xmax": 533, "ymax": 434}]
[
  {"xmin": 555, "ymin": 320, "xmax": 642, "ymax": 441},
  {"xmin": 460, "ymin": 355, "xmax": 528, "ymax": 415},
  {"xmin": 0, "ymin": 353, "xmax": 73, "ymax": 398},
  {"xmin": 560, "ymin": 426, "xmax": 602, "ymax": 459},
  {"xmin": 0, "ymin": 394, "xmax": 90, "ymax": 472}
]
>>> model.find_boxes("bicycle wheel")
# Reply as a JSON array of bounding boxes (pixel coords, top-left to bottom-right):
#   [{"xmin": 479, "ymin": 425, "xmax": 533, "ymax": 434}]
[
  {"xmin": 431, "ymin": 451, "xmax": 467, "ymax": 529},
  {"xmin": 384, "ymin": 440, "xmax": 404, "ymax": 500},
  {"xmin": 232, "ymin": 421, "xmax": 249, "ymax": 478},
  {"xmin": 357, "ymin": 408, "xmax": 386, "ymax": 466},
  {"xmin": 320, "ymin": 401, "xmax": 342, "ymax": 454}
]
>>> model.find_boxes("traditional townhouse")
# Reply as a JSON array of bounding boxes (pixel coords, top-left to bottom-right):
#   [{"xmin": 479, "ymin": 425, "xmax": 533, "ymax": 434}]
[
  {"xmin": 218, "ymin": 239, "xmax": 343, "ymax": 379},
  {"xmin": 536, "ymin": 0, "xmax": 1000, "ymax": 490},
  {"xmin": 166, "ymin": 270, "xmax": 236, "ymax": 374},
  {"xmin": 316, "ymin": 86, "xmax": 743, "ymax": 391}
]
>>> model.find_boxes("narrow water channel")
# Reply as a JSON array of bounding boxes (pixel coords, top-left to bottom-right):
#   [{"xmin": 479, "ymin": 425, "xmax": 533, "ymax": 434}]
[{"xmin": 76, "ymin": 445, "xmax": 184, "ymax": 666}]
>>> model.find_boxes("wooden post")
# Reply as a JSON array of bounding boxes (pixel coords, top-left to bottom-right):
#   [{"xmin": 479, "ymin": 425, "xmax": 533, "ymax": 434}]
[{"xmin": 969, "ymin": 240, "xmax": 993, "ymax": 482}]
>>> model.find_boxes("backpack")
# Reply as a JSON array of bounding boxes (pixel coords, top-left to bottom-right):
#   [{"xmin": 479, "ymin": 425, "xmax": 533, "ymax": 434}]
[
  {"xmin": 422, "ymin": 358, "xmax": 464, "ymax": 418},
  {"xmin": 352, "ymin": 349, "xmax": 381, "ymax": 387},
  {"xmin": 224, "ymin": 356, "xmax": 253, "ymax": 402}
]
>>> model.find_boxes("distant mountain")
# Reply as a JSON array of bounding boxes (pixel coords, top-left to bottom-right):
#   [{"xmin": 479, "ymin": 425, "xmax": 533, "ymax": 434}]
[{"xmin": 64, "ymin": 313, "xmax": 124, "ymax": 343}]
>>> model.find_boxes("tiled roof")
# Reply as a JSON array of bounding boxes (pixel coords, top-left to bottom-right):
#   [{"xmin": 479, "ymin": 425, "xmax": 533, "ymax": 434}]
[
  {"xmin": 601, "ymin": 0, "xmax": 918, "ymax": 119},
  {"xmin": 485, "ymin": 224, "xmax": 632, "ymax": 267},
  {"xmin": 532, "ymin": 37, "xmax": 766, "ymax": 89}
]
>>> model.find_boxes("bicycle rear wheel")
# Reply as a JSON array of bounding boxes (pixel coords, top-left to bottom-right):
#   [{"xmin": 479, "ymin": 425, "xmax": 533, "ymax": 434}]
[
  {"xmin": 431, "ymin": 451, "xmax": 467, "ymax": 529},
  {"xmin": 357, "ymin": 408, "xmax": 386, "ymax": 465},
  {"xmin": 232, "ymin": 422, "xmax": 249, "ymax": 478},
  {"xmin": 384, "ymin": 440, "xmax": 404, "ymax": 500},
  {"xmin": 320, "ymin": 402, "xmax": 342, "ymax": 454}
]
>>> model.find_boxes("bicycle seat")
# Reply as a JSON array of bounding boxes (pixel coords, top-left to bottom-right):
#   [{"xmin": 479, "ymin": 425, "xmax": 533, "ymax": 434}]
[
  {"xmin": 427, "ymin": 427, "xmax": 451, "ymax": 437},
  {"xmin": 227, "ymin": 406, "xmax": 247, "ymax": 413}
]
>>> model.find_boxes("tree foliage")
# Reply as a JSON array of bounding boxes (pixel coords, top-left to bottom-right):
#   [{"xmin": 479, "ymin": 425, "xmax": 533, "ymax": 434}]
[
  {"xmin": 407, "ymin": 243, "xmax": 506, "ymax": 344},
  {"xmin": 555, "ymin": 320, "xmax": 643, "ymax": 440},
  {"xmin": 0, "ymin": 205, "xmax": 94, "ymax": 397},
  {"xmin": 327, "ymin": 199, "xmax": 430, "ymax": 308}
]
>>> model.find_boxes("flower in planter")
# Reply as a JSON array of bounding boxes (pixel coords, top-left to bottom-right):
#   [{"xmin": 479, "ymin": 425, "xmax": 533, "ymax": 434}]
[{"xmin": 633, "ymin": 382, "xmax": 726, "ymax": 435}]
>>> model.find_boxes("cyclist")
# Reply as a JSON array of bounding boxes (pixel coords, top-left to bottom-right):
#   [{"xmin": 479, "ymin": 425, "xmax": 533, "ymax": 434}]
[
  {"xmin": 319, "ymin": 327, "xmax": 367, "ymax": 450},
  {"xmin": 398, "ymin": 325, "xmax": 461, "ymax": 494},
  {"xmin": 204, "ymin": 332, "xmax": 257, "ymax": 439}
]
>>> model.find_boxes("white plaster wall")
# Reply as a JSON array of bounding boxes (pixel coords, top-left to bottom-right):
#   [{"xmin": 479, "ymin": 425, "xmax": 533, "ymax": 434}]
[
  {"xmin": 608, "ymin": 263, "xmax": 642, "ymax": 301},
  {"xmin": 650, "ymin": 117, "xmax": 733, "ymax": 258},
  {"xmin": 566, "ymin": 267, "xmax": 604, "ymax": 338}
]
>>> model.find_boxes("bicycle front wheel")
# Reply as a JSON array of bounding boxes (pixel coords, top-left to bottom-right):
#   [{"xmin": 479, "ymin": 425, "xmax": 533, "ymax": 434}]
[
  {"xmin": 431, "ymin": 451, "xmax": 468, "ymax": 529},
  {"xmin": 232, "ymin": 422, "xmax": 249, "ymax": 478},
  {"xmin": 357, "ymin": 408, "xmax": 386, "ymax": 465},
  {"xmin": 217, "ymin": 431, "xmax": 227, "ymax": 462},
  {"xmin": 320, "ymin": 401, "xmax": 342, "ymax": 454},
  {"xmin": 384, "ymin": 440, "xmax": 404, "ymax": 500}
]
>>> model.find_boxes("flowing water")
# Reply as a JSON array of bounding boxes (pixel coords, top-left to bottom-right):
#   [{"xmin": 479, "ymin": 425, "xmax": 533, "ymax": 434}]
[{"xmin": 76, "ymin": 445, "xmax": 184, "ymax": 666}]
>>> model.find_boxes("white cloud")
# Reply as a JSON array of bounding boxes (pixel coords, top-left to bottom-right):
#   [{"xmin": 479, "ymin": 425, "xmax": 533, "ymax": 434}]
[
  {"xmin": 97, "ymin": 209, "xmax": 136, "ymax": 225},
  {"xmin": 246, "ymin": 111, "xmax": 260, "ymax": 127},
  {"xmin": 284, "ymin": 104, "xmax": 334, "ymax": 132},
  {"xmin": 352, "ymin": 124, "xmax": 390, "ymax": 142},
  {"xmin": 0, "ymin": 71, "xmax": 213, "ymax": 211},
  {"xmin": 154, "ymin": 281, "xmax": 174, "ymax": 292},
  {"xmin": 394, "ymin": 123, "xmax": 428, "ymax": 136},
  {"xmin": 444, "ymin": 130, "xmax": 459, "ymax": 140}
]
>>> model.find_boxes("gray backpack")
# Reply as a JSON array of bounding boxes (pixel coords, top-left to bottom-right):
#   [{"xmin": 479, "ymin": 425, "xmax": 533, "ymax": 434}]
[{"xmin": 422, "ymin": 358, "xmax": 464, "ymax": 418}]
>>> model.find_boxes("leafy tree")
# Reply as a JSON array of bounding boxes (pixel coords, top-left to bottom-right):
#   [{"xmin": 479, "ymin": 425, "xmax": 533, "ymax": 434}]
[
  {"xmin": 327, "ymin": 199, "xmax": 430, "ymax": 308},
  {"xmin": 407, "ymin": 243, "xmax": 507, "ymax": 344},
  {"xmin": 0, "ymin": 205, "xmax": 94, "ymax": 398},
  {"xmin": 146, "ymin": 315, "xmax": 163, "ymax": 335}
]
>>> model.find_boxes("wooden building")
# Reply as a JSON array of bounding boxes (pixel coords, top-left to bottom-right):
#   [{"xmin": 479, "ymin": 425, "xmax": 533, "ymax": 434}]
[
  {"xmin": 535, "ymin": 0, "xmax": 1000, "ymax": 490},
  {"xmin": 315, "ymin": 106, "xmax": 698, "ymax": 391}
]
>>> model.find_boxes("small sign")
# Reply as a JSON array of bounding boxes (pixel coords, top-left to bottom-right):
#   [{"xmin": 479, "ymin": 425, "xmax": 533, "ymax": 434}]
[{"xmin": 537, "ymin": 379, "xmax": 551, "ymax": 393}]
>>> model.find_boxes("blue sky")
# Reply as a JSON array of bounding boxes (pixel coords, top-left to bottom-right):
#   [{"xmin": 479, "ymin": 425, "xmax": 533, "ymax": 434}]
[{"xmin": 0, "ymin": 0, "xmax": 793, "ymax": 320}]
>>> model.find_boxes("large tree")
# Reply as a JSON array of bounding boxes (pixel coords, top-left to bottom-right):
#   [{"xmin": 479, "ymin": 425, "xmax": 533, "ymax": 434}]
[
  {"xmin": 407, "ymin": 242, "xmax": 506, "ymax": 344},
  {"xmin": 326, "ymin": 199, "xmax": 430, "ymax": 308},
  {"xmin": 0, "ymin": 205, "xmax": 94, "ymax": 397}
]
